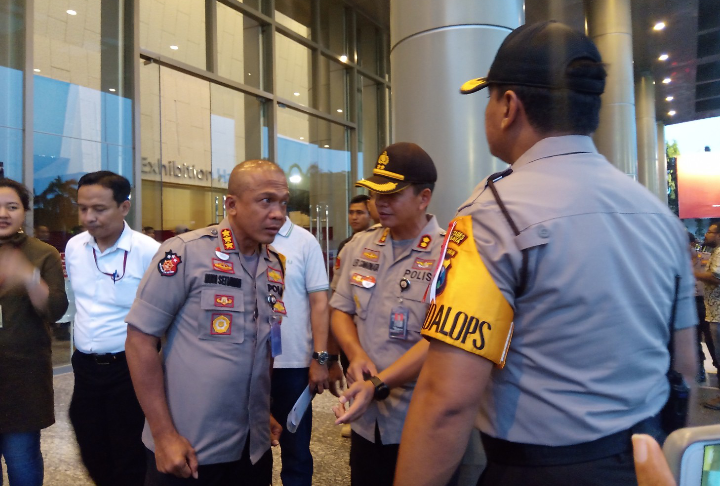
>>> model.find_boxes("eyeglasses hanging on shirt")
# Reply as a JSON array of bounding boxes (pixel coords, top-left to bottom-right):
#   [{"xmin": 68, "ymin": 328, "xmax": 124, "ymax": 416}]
[{"xmin": 92, "ymin": 248, "xmax": 128, "ymax": 284}]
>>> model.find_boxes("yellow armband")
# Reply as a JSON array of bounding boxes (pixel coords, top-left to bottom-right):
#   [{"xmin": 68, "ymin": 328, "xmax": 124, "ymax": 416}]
[{"xmin": 421, "ymin": 215, "xmax": 514, "ymax": 367}]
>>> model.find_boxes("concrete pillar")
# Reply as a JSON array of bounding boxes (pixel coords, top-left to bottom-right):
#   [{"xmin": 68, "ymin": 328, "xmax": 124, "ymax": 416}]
[
  {"xmin": 635, "ymin": 73, "xmax": 659, "ymax": 197},
  {"xmin": 585, "ymin": 0, "xmax": 637, "ymax": 178},
  {"xmin": 657, "ymin": 121, "xmax": 668, "ymax": 205},
  {"xmin": 390, "ymin": 0, "xmax": 524, "ymax": 227}
]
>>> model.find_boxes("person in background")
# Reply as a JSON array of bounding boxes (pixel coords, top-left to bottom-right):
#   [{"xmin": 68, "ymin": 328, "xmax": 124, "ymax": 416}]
[
  {"xmin": 0, "ymin": 178, "xmax": 68, "ymax": 486},
  {"xmin": 34, "ymin": 225, "xmax": 50, "ymax": 242},
  {"xmin": 65, "ymin": 171, "xmax": 160, "ymax": 485},
  {"xmin": 174, "ymin": 225, "xmax": 189, "ymax": 235},
  {"xmin": 270, "ymin": 214, "xmax": 339, "ymax": 486},
  {"xmin": 696, "ymin": 223, "xmax": 720, "ymax": 410},
  {"xmin": 337, "ymin": 195, "xmax": 373, "ymax": 256},
  {"xmin": 143, "ymin": 226, "xmax": 156, "ymax": 239},
  {"xmin": 689, "ymin": 232, "xmax": 718, "ymax": 384}
]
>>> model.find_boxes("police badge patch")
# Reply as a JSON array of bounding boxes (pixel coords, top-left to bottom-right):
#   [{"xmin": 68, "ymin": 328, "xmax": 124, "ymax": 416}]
[{"xmin": 158, "ymin": 251, "xmax": 182, "ymax": 276}]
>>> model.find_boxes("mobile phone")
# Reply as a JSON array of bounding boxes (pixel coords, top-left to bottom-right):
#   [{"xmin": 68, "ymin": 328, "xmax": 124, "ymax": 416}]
[{"xmin": 663, "ymin": 424, "xmax": 720, "ymax": 485}]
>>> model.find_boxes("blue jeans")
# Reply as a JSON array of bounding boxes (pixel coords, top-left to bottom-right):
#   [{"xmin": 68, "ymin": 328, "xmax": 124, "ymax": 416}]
[
  {"xmin": 0, "ymin": 431, "xmax": 43, "ymax": 486},
  {"xmin": 270, "ymin": 368, "xmax": 313, "ymax": 486}
]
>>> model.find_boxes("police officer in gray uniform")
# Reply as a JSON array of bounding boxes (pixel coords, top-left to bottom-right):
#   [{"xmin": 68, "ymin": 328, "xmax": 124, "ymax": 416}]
[
  {"xmin": 394, "ymin": 22, "xmax": 697, "ymax": 486},
  {"xmin": 125, "ymin": 160, "xmax": 288, "ymax": 485},
  {"xmin": 330, "ymin": 142, "xmax": 445, "ymax": 486}
]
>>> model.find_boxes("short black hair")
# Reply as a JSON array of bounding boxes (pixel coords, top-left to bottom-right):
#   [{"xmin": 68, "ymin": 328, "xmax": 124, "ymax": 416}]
[
  {"xmin": 0, "ymin": 178, "xmax": 32, "ymax": 211},
  {"xmin": 78, "ymin": 171, "xmax": 131, "ymax": 206},
  {"xmin": 491, "ymin": 59, "xmax": 606, "ymax": 136},
  {"xmin": 349, "ymin": 194, "xmax": 370, "ymax": 207},
  {"xmin": 143, "ymin": 226, "xmax": 154, "ymax": 232},
  {"xmin": 411, "ymin": 182, "xmax": 435, "ymax": 195}
]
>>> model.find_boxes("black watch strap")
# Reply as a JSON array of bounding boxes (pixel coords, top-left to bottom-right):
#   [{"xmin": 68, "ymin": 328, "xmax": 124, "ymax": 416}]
[
  {"xmin": 327, "ymin": 354, "xmax": 340, "ymax": 362},
  {"xmin": 369, "ymin": 376, "xmax": 390, "ymax": 401}
]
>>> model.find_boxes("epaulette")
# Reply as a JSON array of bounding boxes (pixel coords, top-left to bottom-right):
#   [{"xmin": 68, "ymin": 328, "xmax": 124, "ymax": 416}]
[
  {"xmin": 177, "ymin": 227, "xmax": 215, "ymax": 243},
  {"xmin": 267, "ymin": 245, "xmax": 286, "ymax": 277},
  {"xmin": 366, "ymin": 223, "xmax": 382, "ymax": 232}
]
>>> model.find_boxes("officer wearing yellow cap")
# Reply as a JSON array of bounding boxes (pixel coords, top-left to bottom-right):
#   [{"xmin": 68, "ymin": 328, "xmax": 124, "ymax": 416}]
[
  {"xmin": 394, "ymin": 21, "xmax": 697, "ymax": 486},
  {"xmin": 329, "ymin": 142, "xmax": 444, "ymax": 486}
]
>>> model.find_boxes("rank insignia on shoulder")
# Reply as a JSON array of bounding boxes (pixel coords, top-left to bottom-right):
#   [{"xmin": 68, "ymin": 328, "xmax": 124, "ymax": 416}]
[
  {"xmin": 212, "ymin": 258, "xmax": 235, "ymax": 274},
  {"xmin": 417, "ymin": 235, "xmax": 432, "ymax": 249},
  {"xmin": 220, "ymin": 228, "xmax": 235, "ymax": 251},
  {"xmin": 214, "ymin": 294, "xmax": 235, "ymax": 308},
  {"xmin": 413, "ymin": 258, "xmax": 435, "ymax": 271},
  {"xmin": 334, "ymin": 256, "xmax": 341, "ymax": 271},
  {"xmin": 273, "ymin": 300, "xmax": 287, "ymax": 315},
  {"xmin": 362, "ymin": 248, "xmax": 380, "ymax": 261},
  {"xmin": 158, "ymin": 251, "xmax": 182, "ymax": 277},
  {"xmin": 351, "ymin": 273, "xmax": 376, "ymax": 288},
  {"xmin": 211, "ymin": 313, "xmax": 232, "ymax": 335},
  {"xmin": 267, "ymin": 267, "xmax": 284, "ymax": 284},
  {"xmin": 377, "ymin": 228, "xmax": 390, "ymax": 245}
]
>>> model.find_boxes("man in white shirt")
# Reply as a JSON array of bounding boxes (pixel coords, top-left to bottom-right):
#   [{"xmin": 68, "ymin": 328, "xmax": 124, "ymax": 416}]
[
  {"xmin": 65, "ymin": 171, "xmax": 160, "ymax": 485},
  {"xmin": 270, "ymin": 216, "xmax": 340, "ymax": 486}
]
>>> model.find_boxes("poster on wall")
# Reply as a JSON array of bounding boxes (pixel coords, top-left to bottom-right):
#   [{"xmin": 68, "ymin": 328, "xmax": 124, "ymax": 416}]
[{"xmin": 677, "ymin": 152, "xmax": 720, "ymax": 219}]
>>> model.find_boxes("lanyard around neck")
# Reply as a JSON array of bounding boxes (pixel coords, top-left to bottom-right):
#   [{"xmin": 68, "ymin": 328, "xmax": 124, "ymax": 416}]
[{"xmin": 92, "ymin": 248, "xmax": 128, "ymax": 284}]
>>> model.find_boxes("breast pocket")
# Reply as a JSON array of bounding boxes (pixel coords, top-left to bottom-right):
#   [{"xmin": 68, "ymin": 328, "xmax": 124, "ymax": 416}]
[
  {"xmin": 352, "ymin": 287, "xmax": 373, "ymax": 321},
  {"xmin": 401, "ymin": 284, "xmax": 431, "ymax": 335},
  {"xmin": 197, "ymin": 289, "xmax": 245, "ymax": 344},
  {"xmin": 113, "ymin": 276, "xmax": 142, "ymax": 308}
]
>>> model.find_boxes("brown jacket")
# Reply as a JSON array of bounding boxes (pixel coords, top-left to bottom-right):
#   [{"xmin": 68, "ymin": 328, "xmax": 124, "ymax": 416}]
[{"xmin": 0, "ymin": 232, "xmax": 68, "ymax": 433}]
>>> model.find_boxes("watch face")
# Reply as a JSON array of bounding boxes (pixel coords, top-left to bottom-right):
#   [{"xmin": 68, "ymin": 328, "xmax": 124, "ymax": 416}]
[{"xmin": 316, "ymin": 351, "xmax": 329, "ymax": 364}]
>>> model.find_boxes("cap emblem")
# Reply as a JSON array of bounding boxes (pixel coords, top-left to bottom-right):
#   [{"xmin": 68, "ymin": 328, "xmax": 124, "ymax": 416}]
[{"xmin": 377, "ymin": 151, "xmax": 389, "ymax": 170}]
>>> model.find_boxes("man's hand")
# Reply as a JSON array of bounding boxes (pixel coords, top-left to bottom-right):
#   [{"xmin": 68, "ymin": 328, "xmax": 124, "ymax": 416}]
[
  {"xmin": 270, "ymin": 415, "xmax": 283, "ymax": 447},
  {"xmin": 309, "ymin": 360, "xmax": 330, "ymax": 394},
  {"xmin": 632, "ymin": 434, "xmax": 675, "ymax": 486},
  {"xmin": 346, "ymin": 356, "xmax": 377, "ymax": 386},
  {"xmin": 327, "ymin": 361, "xmax": 345, "ymax": 397},
  {"xmin": 333, "ymin": 380, "xmax": 374, "ymax": 424},
  {"xmin": 153, "ymin": 431, "xmax": 198, "ymax": 479}
]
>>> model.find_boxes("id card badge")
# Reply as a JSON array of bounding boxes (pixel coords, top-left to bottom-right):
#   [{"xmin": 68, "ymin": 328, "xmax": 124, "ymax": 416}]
[
  {"xmin": 389, "ymin": 305, "xmax": 409, "ymax": 340},
  {"xmin": 270, "ymin": 315, "xmax": 283, "ymax": 357}
]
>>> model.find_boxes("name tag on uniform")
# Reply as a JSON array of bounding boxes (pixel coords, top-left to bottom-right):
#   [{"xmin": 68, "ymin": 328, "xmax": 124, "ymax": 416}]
[{"xmin": 389, "ymin": 305, "xmax": 409, "ymax": 340}]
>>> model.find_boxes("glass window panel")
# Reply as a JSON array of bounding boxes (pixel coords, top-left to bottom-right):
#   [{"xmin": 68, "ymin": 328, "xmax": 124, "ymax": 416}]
[
  {"xmin": 140, "ymin": 0, "xmax": 206, "ymax": 70},
  {"xmin": 318, "ymin": 55, "xmax": 347, "ymax": 118},
  {"xmin": 0, "ymin": 0, "xmax": 24, "ymax": 180},
  {"xmin": 275, "ymin": 0, "xmax": 312, "ymax": 38},
  {"xmin": 275, "ymin": 33, "xmax": 312, "ymax": 106},
  {"xmin": 277, "ymin": 106, "xmax": 350, "ymax": 251},
  {"xmin": 319, "ymin": 0, "xmax": 346, "ymax": 55},
  {"xmin": 0, "ymin": 127, "xmax": 23, "ymax": 180},
  {"xmin": 140, "ymin": 60, "xmax": 163, "ymax": 234},
  {"xmin": 357, "ymin": 14, "xmax": 379, "ymax": 75},
  {"xmin": 359, "ymin": 75, "xmax": 380, "ymax": 178},
  {"xmin": 217, "ymin": 3, "xmax": 263, "ymax": 89}
]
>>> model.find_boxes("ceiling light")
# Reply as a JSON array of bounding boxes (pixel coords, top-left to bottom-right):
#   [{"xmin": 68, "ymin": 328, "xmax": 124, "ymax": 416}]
[
  {"xmin": 170, "ymin": 45, "xmax": 179, "ymax": 50},
  {"xmin": 666, "ymin": 96, "xmax": 674, "ymax": 101},
  {"xmin": 337, "ymin": 109, "xmax": 343, "ymax": 113},
  {"xmin": 668, "ymin": 110, "xmax": 676, "ymax": 116},
  {"xmin": 289, "ymin": 174, "xmax": 302, "ymax": 183},
  {"xmin": 658, "ymin": 54, "xmax": 669, "ymax": 61},
  {"xmin": 109, "ymin": 88, "xmax": 116, "ymax": 92},
  {"xmin": 323, "ymin": 144, "xmax": 330, "ymax": 148},
  {"xmin": 299, "ymin": 137, "xmax": 304, "ymax": 140},
  {"xmin": 339, "ymin": 55, "xmax": 348, "ymax": 63},
  {"xmin": 66, "ymin": 9, "xmax": 77, "ymax": 15},
  {"xmin": 293, "ymin": 92, "xmax": 300, "ymax": 96},
  {"xmin": 33, "ymin": 68, "xmax": 40, "ymax": 72},
  {"xmin": 248, "ymin": 73, "xmax": 251, "ymax": 75},
  {"xmin": 653, "ymin": 22, "xmax": 666, "ymax": 31},
  {"xmin": 662, "ymin": 78, "xmax": 671, "ymax": 84}
]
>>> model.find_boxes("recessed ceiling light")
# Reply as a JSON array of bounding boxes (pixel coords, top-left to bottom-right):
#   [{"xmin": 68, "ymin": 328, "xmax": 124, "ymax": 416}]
[
  {"xmin": 66, "ymin": 9, "xmax": 77, "ymax": 15},
  {"xmin": 293, "ymin": 92, "xmax": 300, "ymax": 96},
  {"xmin": 666, "ymin": 96, "xmax": 674, "ymax": 101},
  {"xmin": 668, "ymin": 110, "xmax": 676, "ymax": 116},
  {"xmin": 662, "ymin": 78, "xmax": 671, "ymax": 84},
  {"xmin": 289, "ymin": 174, "xmax": 302, "ymax": 183},
  {"xmin": 170, "ymin": 45, "xmax": 179, "ymax": 50},
  {"xmin": 658, "ymin": 54, "xmax": 669, "ymax": 61},
  {"xmin": 33, "ymin": 68, "xmax": 40, "ymax": 72},
  {"xmin": 323, "ymin": 144, "xmax": 330, "ymax": 148},
  {"xmin": 337, "ymin": 109, "xmax": 343, "ymax": 113},
  {"xmin": 299, "ymin": 137, "xmax": 304, "ymax": 140},
  {"xmin": 339, "ymin": 55, "xmax": 348, "ymax": 63},
  {"xmin": 248, "ymin": 73, "xmax": 251, "ymax": 76},
  {"xmin": 653, "ymin": 22, "xmax": 666, "ymax": 31},
  {"xmin": 109, "ymin": 88, "xmax": 116, "ymax": 92}
]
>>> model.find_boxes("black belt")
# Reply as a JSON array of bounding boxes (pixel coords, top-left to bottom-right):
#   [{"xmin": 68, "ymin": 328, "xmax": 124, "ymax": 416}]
[
  {"xmin": 76, "ymin": 350, "xmax": 126, "ymax": 365},
  {"xmin": 481, "ymin": 415, "xmax": 661, "ymax": 467}
]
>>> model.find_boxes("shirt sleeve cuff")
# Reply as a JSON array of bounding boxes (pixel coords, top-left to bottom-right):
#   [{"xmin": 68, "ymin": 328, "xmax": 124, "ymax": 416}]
[
  {"xmin": 126, "ymin": 298, "xmax": 175, "ymax": 337},
  {"xmin": 329, "ymin": 291, "xmax": 355, "ymax": 314}
]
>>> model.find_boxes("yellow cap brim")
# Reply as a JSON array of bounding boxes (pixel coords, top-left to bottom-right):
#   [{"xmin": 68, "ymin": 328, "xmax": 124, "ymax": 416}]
[
  {"xmin": 460, "ymin": 77, "xmax": 489, "ymax": 94},
  {"xmin": 355, "ymin": 178, "xmax": 409, "ymax": 194}
]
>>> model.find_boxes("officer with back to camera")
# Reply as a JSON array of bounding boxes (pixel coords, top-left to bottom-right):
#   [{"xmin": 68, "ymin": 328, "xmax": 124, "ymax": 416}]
[{"xmin": 393, "ymin": 21, "xmax": 697, "ymax": 486}]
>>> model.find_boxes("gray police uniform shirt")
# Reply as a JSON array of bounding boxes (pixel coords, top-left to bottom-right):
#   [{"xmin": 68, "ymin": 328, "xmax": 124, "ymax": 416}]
[
  {"xmin": 423, "ymin": 136, "xmax": 697, "ymax": 446},
  {"xmin": 125, "ymin": 218, "xmax": 285, "ymax": 465},
  {"xmin": 330, "ymin": 216, "xmax": 444, "ymax": 444}
]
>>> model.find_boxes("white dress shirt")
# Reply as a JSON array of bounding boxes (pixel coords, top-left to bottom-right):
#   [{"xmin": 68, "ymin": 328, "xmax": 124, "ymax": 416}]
[{"xmin": 65, "ymin": 222, "xmax": 160, "ymax": 353}]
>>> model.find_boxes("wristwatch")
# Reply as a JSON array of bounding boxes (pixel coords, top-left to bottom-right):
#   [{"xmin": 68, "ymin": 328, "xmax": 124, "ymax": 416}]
[
  {"xmin": 368, "ymin": 376, "xmax": 390, "ymax": 401},
  {"xmin": 312, "ymin": 351, "xmax": 330, "ymax": 365}
]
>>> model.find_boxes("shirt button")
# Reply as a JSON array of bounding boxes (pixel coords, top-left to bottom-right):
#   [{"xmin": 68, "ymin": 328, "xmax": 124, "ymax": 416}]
[{"xmin": 537, "ymin": 226, "xmax": 550, "ymax": 239}]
